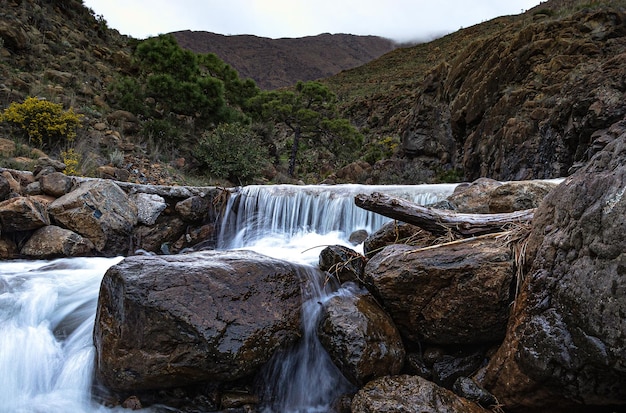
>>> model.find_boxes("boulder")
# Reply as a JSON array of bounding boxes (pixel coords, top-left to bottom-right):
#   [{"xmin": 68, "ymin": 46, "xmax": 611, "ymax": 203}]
[
  {"xmin": 39, "ymin": 171, "xmax": 73, "ymax": 197},
  {"xmin": 481, "ymin": 133, "xmax": 626, "ymax": 411},
  {"xmin": 364, "ymin": 238, "xmax": 514, "ymax": 346},
  {"xmin": 317, "ymin": 286, "xmax": 405, "ymax": 386},
  {"xmin": 132, "ymin": 193, "xmax": 167, "ymax": 225},
  {"xmin": 446, "ymin": 178, "xmax": 502, "ymax": 213},
  {"xmin": 0, "ymin": 196, "xmax": 49, "ymax": 231},
  {"xmin": 363, "ymin": 220, "xmax": 436, "ymax": 259},
  {"xmin": 351, "ymin": 375, "xmax": 490, "ymax": 413},
  {"xmin": 133, "ymin": 216, "xmax": 186, "ymax": 254},
  {"xmin": 48, "ymin": 180, "xmax": 138, "ymax": 255},
  {"xmin": 93, "ymin": 250, "xmax": 304, "ymax": 392},
  {"xmin": 21, "ymin": 225, "xmax": 95, "ymax": 258},
  {"xmin": 175, "ymin": 195, "xmax": 211, "ymax": 222},
  {"xmin": 0, "ymin": 173, "xmax": 12, "ymax": 200},
  {"xmin": 487, "ymin": 180, "xmax": 558, "ymax": 213},
  {"xmin": 318, "ymin": 245, "xmax": 365, "ymax": 284}
]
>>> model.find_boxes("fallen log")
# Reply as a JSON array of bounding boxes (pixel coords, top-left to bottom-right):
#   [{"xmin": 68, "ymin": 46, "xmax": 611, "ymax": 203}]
[{"xmin": 355, "ymin": 192, "xmax": 534, "ymax": 237}]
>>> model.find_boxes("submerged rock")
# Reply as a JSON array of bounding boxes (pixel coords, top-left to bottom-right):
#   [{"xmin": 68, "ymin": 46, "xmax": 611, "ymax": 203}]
[
  {"xmin": 93, "ymin": 250, "xmax": 304, "ymax": 393},
  {"xmin": 317, "ymin": 286, "xmax": 405, "ymax": 386}
]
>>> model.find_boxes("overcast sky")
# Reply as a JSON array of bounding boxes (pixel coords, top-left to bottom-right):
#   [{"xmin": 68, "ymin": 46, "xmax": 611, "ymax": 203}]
[{"xmin": 83, "ymin": 0, "xmax": 543, "ymax": 43}]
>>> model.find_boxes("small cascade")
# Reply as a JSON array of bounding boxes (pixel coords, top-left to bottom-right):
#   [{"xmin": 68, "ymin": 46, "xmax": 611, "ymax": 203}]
[
  {"xmin": 258, "ymin": 267, "xmax": 354, "ymax": 413},
  {"xmin": 218, "ymin": 183, "xmax": 458, "ymax": 249}
]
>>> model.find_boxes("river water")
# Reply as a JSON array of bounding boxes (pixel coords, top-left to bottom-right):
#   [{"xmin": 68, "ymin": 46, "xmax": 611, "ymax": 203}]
[{"xmin": 0, "ymin": 183, "xmax": 457, "ymax": 413}]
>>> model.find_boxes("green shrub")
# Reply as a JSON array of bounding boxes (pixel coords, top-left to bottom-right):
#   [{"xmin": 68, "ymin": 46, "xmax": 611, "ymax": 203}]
[
  {"xmin": 1, "ymin": 97, "xmax": 83, "ymax": 149},
  {"xmin": 197, "ymin": 123, "xmax": 268, "ymax": 184}
]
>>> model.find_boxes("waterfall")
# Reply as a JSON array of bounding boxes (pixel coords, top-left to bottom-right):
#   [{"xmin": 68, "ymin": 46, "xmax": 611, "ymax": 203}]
[
  {"xmin": 218, "ymin": 183, "xmax": 457, "ymax": 251},
  {"xmin": 0, "ymin": 183, "xmax": 458, "ymax": 412}
]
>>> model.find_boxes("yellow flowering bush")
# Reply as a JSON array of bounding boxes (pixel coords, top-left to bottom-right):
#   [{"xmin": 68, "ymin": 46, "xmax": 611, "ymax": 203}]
[
  {"xmin": 61, "ymin": 148, "xmax": 81, "ymax": 176},
  {"xmin": 1, "ymin": 97, "xmax": 83, "ymax": 149}
]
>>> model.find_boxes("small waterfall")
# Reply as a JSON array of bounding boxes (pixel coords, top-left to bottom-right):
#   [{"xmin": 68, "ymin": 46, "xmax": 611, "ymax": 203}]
[
  {"xmin": 258, "ymin": 267, "xmax": 354, "ymax": 413},
  {"xmin": 218, "ymin": 183, "xmax": 458, "ymax": 249}
]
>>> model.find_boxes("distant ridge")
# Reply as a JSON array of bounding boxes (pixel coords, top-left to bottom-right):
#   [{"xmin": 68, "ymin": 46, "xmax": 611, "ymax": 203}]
[{"xmin": 170, "ymin": 31, "xmax": 398, "ymax": 89}]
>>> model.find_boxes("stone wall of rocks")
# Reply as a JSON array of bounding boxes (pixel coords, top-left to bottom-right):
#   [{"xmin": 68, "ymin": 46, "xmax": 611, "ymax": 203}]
[{"xmin": 0, "ymin": 159, "xmax": 229, "ymax": 259}]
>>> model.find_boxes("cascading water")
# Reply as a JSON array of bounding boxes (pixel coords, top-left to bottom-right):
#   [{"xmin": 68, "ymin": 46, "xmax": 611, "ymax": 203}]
[{"xmin": 0, "ymin": 183, "xmax": 457, "ymax": 413}]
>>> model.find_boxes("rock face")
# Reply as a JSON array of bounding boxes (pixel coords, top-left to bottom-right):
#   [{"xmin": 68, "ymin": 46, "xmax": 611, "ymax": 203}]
[
  {"xmin": 351, "ymin": 375, "xmax": 490, "ymax": 413},
  {"xmin": 48, "ymin": 180, "xmax": 138, "ymax": 256},
  {"xmin": 481, "ymin": 132, "xmax": 626, "ymax": 411},
  {"xmin": 317, "ymin": 286, "xmax": 405, "ymax": 386},
  {"xmin": 364, "ymin": 238, "xmax": 514, "ymax": 346},
  {"xmin": 93, "ymin": 250, "xmax": 304, "ymax": 392}
]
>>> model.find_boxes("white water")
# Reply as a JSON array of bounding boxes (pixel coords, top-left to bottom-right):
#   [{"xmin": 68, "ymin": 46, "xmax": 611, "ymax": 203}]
[{"xmin": 0, "ymin": 183, "xmax": 457, "ymax": 413}]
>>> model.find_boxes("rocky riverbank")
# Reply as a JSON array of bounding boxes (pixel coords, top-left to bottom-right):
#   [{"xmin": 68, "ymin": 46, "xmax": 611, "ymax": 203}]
[{"xmin": 0, "ymin": 159, "xmax": 228, "ymax": 259}]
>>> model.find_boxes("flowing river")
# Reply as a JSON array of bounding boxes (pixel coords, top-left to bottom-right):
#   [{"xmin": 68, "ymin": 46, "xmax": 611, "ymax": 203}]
[{"xmin": 0, "ymin": 183, "xmax": 457, "ymax": 413}]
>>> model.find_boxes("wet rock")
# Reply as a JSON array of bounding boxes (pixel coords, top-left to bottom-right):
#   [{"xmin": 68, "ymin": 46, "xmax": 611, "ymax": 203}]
[
  {"xmin": 446, "ymin": 178, "xmax": 502, "ymax": 213},
  {"xmin": 348, "ymin": 229, "xmax": 368, "ymax": 245},
  {"xmin": 363, "ymin": 220, "xmax": 436, "ymax": 259},
  {"xmin": 175, "ymin": 195, "xmax": 211, "ymax": 222},
  {"xmin": 93, "ymin": 250, "xmax": 304, "ymax": 393},
  {"xmin": 481, "ymin": 132, "xmax": 626, "ymax": 411},
  {"xmin": 0, "ymin": 196, "xmax": 50, "ymax": 231},
  {"xmin": 171, "ymin": 223, "xmax": 218, "ymax": 253},
  {"xmin": 0, "ymin": 238, "xmax": 18, "ymax": 259},
  {"xmin": 48, "ymin": 180, "xmax": 138, "ymax": 255},
  {"xmin": 405, "ymin": 353, "xmax": 432, "ymax": 380},
  {"xmin": 132, "ymin": 193, "xmax": 167, "ymax": 225},
  {"xmin": 317, "ymin": 286, "xmax": 405, "ymax": 386},
  {"xmin": 364, "ymin": 238, "xmax": 514, "ymax": 346},
  {"xmin": 132, "ymin": 216, "xmax": 186, "ymax": 254},
  {"xmin": 318, "ymin": 245, "xmax": 365, "ymax": 284},
  {"xmin": 452, "ymin": 377, "xmax": 497, "ymax": 408},
  {"xmin": 432, "ymin": 352, "xmax": 484, "ymax": 389},
  {"xmin": 39, "ymin": 171, "xmax": 73, "ymax": 197},
  {"xmin": 487, "ymin": 180, "xmax": 558, "ymax": 213},
  {"xmin": 21, "ymin": 225, "xmax": 95, "ymax": 258},
  {"xmin": 351, "ymin": 375, "xmax": 490, "ymax": 413}
]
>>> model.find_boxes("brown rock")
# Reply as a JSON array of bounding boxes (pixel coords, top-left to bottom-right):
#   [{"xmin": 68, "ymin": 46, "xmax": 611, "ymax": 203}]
[
  {"xmin": 481, "ymin": 132, "xmax": 626, "ymax": 411},
  {"xmin": 351, "ymin": 375, "xmax": 489, "ymax": 413},
  {"xmin": 363, "ymin": 220, "xmax": 436, "ymax": 259},
  {"xmin": 175, "ymin": 195, "xmax": 211, "ymax": 222},
  {"xmin": 487, "ymin": 180, "xmax": 558, "ymax": 213},
  {"xmin": 364, "ymin": 238, "xmax": 514, "ymax": 346},
  {"xmin": 0, "ymin": 196, "xmax": 50, "ymax": 231},
  {"xmin": 93, "ymin": 250, "xmax": 304, "ymax": 392},
  {"xmin": 48, "ymin": 180, "xmax": 138, "ymax": 255},
  {"xmin": 133, "ymin": 216, "xmax": 186, "ymax": 254},
  {"xmin": 446, "ymin": 178, "xmax": 502, "ymax": 213},
  {"xmin": 21, "ymin": 225, "xmax": 95, "ymax": 258},
  {"xmin": 0, "ymin": 238, "xmax": 18, "ymax": 259},
  {"xmin": 317, "ymin": 288, "xmax": 405, "ymax": 386},
  {"xmin": 39, "ymin": 172, "xmax": 73, "ymax": 197},
  {"xmin": 318, "ymin": 245, "xmax": 365, "ymax": 284}
]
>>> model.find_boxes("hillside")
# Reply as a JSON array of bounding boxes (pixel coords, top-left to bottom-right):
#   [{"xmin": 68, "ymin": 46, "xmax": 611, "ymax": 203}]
[
  {"xmin": 170, "ymin": 31, "xmax": 398, "ymax": 90},
  {"xmin": 0, "ymin": 0, "xmax": 625, "ymax": 187},
  {"xmin": 322, "ymin": 0, "xmax": 626, "ymax": 183}
]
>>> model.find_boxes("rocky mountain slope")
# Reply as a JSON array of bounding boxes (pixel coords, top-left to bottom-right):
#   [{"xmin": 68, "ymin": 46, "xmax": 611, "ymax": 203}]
[
  {"xmin": 323, "ymin": 0, "xmax": 626, "ymax": 183},
  {"xmin": 171, "ymin": 31, "xmax": 397, "ymax": 90}
]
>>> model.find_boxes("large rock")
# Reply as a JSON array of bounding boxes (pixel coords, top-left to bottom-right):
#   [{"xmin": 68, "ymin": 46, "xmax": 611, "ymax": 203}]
[
  {"xmin": 0, "ymin": 196, "xmax": 49, "ymax": 231},
  {"xmin": 351, "ymin": 375, "xmax": 490, "ymax": 413},
  {"xmin": 363, "ymin": 220, "xmax": 436, "ymax": 259},
  {"xmin": 132, "ymin": 193, "xmax": 167, "ymax": 226},
  {"xmin": 20, "ymin": 225, "xmax": 95, "ymax": 258},
  {"xmin": 93, "ymin": 250, "xmax": 304, "ymax": 392},
  {"xmin": 317, "ymin": 286, "xmax": 405, "ymax": 386},
  {"xmin": 487, "ymin": 180, "xmax": 558, "ymax": 213},
  {"xmin": 39, "ymin": 172, "xmax": 73, "ymax": 197},
  {"xmin": 364, "ymin": 238, "xmax": 514, "ymax": 346},
  {"xmin": 318, "ymin": 245, "xmax": 366, "ymax": 284},
  {"xmin": 48, "ymin": 180, "xmax": 138, "ymax": 255},
  {"xmin": 481, "ymin": 133, "xmax": 626, "ymax": 411}
]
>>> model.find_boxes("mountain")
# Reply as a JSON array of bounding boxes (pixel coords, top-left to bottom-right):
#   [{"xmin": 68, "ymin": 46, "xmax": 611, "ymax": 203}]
[
  {"xmin": 321, "ymin": 0, "xmax": 626, "ymax": 183},
  {"xmin": 170, "ymin": 31, "xmax": 398, "ymax": 90}
]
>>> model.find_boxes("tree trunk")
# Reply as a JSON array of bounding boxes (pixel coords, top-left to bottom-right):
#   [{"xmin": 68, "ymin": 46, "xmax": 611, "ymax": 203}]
[
  {"xmin": 288, "ymin": 126, "xmax": 301, "ymax": 176},
  {"xmin": 354, "ymin": 192, "xmax": 534, "ymax": 237}
]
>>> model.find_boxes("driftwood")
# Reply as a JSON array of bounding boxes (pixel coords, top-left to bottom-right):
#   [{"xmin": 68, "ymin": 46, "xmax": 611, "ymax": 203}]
[{"xmin": 355, "ymin": 192, "xmax": 534, "ymax": 237}]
